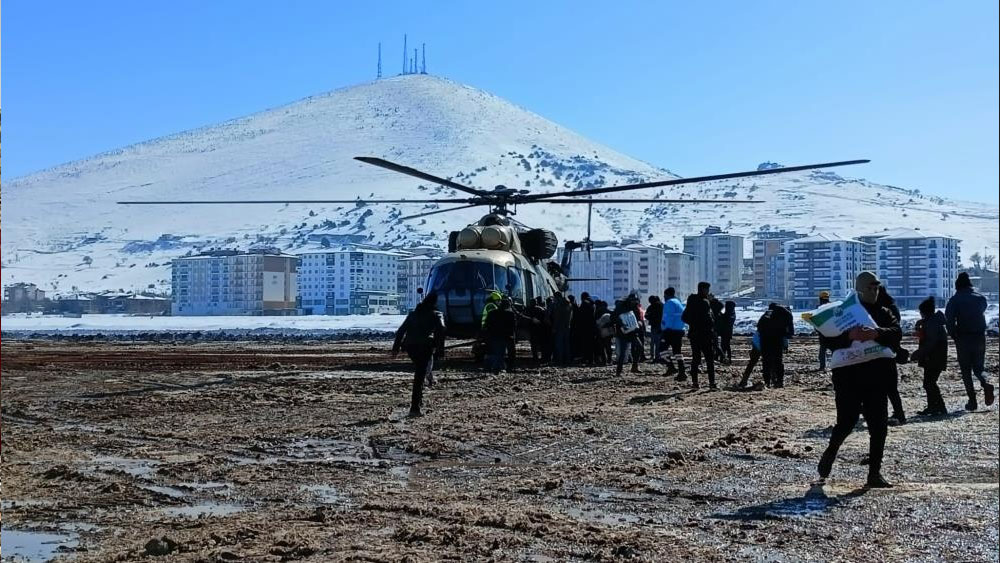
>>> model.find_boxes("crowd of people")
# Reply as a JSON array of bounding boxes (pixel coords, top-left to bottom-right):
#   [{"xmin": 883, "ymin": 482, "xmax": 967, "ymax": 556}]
[{"xmin": 392, "ymin": 271, "xmax": 995, "ymax": 488}]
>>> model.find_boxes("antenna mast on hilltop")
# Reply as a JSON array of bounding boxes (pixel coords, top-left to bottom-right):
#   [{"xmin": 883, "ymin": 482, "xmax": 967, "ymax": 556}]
[
  {"xmin": 402, "ymin": 34, "xmax": 408, "ymax": 74},
  {"xmin": 421, "ymin": 43, "xmax": 426, "ymax": 74},
  {"xmin": 377, "ymin": 42, "xmax": 382, "ymax": 79}
]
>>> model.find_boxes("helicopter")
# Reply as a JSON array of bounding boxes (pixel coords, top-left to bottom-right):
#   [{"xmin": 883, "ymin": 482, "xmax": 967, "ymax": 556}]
[{"xmin": 120, "ymin": 156, "xmax": 868, "ymax": 338}]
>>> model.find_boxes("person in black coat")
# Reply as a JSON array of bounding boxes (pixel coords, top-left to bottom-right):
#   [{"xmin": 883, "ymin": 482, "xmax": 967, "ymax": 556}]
[
  {"xmin": 681, "ymin": 282, "xmax": 716, "ymax": 389},
  {"xmin": 646, "ymin": 296, "xmax": 664, "ymax": 363},
  {"xmin": 817, "ymin": 272, "xmax": 900, "ymax": 488},
  {"xmin": 392, "ymin": 292, "xmax": 446, "ymax": 417},
  {"xmin": 757, "ymin": 303, "xmax": 794, "ymax": 388},
  {"xmin": 576, "ymin": 292, "xmax": 598, "ymax": 366},
  {"xmin": 945, "ymin": 272, "xmax": 995, "ymax": 410},
  {"xmin": 877, "ymin": 287, "xmax": 907, "ymax": 424},
  {"xmin": 484, "ymin": 298, "xmax": 517, "ymax": 375},
  {"xmin": 716, "ymin": 300, "xmax": 737, "ymax": 365},
  {"xmin": 912, "ymin": 296, "xmax": 949, "ymax": 416}
]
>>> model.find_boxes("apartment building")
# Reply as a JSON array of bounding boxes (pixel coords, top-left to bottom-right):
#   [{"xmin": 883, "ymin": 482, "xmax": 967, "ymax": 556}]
[
  {"xmin": 784, "ymin": 233, "xmax": 864, "ymax": 309},
  {"xmin": 297, "ymin": 247, "xmax": 403, "ymax": 315},
  {"xmin": 682, "ymin": 226, "xmax": 744, "ymax": 295},
  {"xmin": 664, "ymin": 251, "xmax": 700, "ymax": 298},
  {"xmin": 874, "ymin": 229, "xmax": 961, "ymax": 308},
  {"xmin": 171, "ymin": 250, "xmax": 298, "ymax": 316},
  {"xmin": 752, "ymin": 230, "xmax": 803, "ymax": 301}
]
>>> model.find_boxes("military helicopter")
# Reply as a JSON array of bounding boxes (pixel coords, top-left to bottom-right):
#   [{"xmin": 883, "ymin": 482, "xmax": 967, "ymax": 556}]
[{"xmin": 121, "ymin": 156, "xmax": 868, "ymax": 337}]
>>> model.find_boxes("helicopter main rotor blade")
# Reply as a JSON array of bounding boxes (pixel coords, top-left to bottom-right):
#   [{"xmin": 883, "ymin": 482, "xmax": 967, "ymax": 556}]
[
  {"xmin": 399, "ymin": 204, "xmax": 484, "ymax": 221},
  {"xmin": 355, "ymin": 156, "xmax": 492, "ymax": 198},
  {"xmin": 518, "ymin": 159, "xmax": 868, "ymax": 202},
  {"xmin": 117, "ymin": 199, "xmax": 476, "ymax": 205},
  {"xmin": 535, "ymin": 198, "xmax": 763, "ymax": 204}
]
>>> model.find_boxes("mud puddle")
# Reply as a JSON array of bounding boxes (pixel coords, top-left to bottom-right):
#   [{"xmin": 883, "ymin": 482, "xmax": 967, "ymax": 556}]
[
  {"xmin": 158, "ymin": 501, "xmax": 245, "ymax": 519},
  {"xmin": 1, "ymin": 528, "xmax": 79, "ymax": 561}
]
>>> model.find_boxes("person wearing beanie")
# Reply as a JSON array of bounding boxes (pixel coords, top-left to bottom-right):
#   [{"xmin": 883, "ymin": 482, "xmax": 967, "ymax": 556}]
[
  {"xmin": 912, "ymin": 296, "xmax": 949, "ymax": 416},
  {"xmin": 817, "ymin": 271, "xmax": 900, "ymax": 489},
  {"xmin": 945, "ymin": 272, "xmax": 994, "ymax": 410}
]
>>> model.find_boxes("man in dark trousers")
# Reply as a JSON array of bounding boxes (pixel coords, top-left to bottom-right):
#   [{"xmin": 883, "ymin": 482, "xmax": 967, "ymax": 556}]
[
  {"xmin": 912, "ymin": 296, "xmax": 949, "ymax": 416},
  {"xmin": 661, "ymin": 287, "xmax": 687, "ymax": 379},
  {"xmin": 757, "ymin": 303, "xmax": 794, "ymax": 388},
  {"xmin": 551, "ymin": 292, "xmax": 573, "ymax": 366},
  {"xmin": 392, "ymin": 292, "xmax": 446, "ymax": 418},
  {"xmin": 946, "ymin": 272, "xmax": 995, "ymax": 410},
  {"xmin": 613, "ymin": 297, "xmax": 643, "ymax": 376},
  {"xmin": 484, "ymin": 297, "xmax": 517, "ymax": 375},
  {"xmin": 682, "ymin": 282, "xmax": 717, "ymax": 389},
  {"xmin": 646, "ymin": 295, "xmax": 664, "ymax": 363},
  {"xmin": 817, "ymin": 272, "xmax": 900, "ymax": 488},
  {"xmin": 529, "ymin": 296, "xmax": 549, "ymax": 362},
  {"xmin": 576, "ymin": 292, "xmax": 598, "ymax": 366},
  {"xmin": 876, "ymin": 287, "xmax": 907, "ymax": 424},
  {"xmin": 817, "ymin": 291, "xmax": 831, "ymax": 371}
]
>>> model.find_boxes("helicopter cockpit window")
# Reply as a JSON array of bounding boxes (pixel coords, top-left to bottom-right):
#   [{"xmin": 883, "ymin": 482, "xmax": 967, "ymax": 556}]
[
  {"xmin": 427, "ymin": 262, "xmax": 495, "ymax": 292},
  {"xmin": 494, "ymin": 266, "xmax": 509, "ymax": 296},
  {"xmin": 506, "ymin": 267, "xmax": 524, "ymax": 303}
]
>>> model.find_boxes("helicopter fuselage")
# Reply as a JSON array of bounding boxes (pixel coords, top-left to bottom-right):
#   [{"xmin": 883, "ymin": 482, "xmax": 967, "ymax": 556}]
[{"xmin": 423, "ymin": 249, "xmax": 561, "ymax": 338}]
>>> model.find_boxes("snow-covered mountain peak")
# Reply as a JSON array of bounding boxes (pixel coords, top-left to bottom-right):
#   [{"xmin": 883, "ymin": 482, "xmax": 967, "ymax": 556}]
[{"xmin": 4, "ymin": 74, "xmax": 997, "ymax": 295}]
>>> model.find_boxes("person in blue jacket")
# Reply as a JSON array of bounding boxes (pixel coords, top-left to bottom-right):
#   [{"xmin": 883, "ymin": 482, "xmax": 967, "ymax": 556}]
[{"xmin": 660, "ymin": 287, "xmax": 687, "ymax": 380}]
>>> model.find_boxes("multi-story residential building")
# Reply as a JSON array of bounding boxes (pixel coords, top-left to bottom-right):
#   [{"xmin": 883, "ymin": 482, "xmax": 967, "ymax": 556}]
[
  {"xmin": 297, "ymin": 247, "xmax": 403, "ymax": 315},
  {"xmin": 3, "ymin": 282, "xmax": 48, "ymax": 313},
  {"xmin": 172, "ymin": 250, "xmax": 298, "ymax": 316},
  {"xmin": 664, "ymin": 251, "xmax": 700, "ymax": 298},
  {"xmin": 398, "ymin": 254, "xmax": 440, "ymax": 312},
  {"xmin": 624, "ymin": 242, "xmax": 671, "ymax": 299},
  {"xmin": 557, "ymin": 242, "xmax": 641, "ymax": 301},
  {"xmin": 874, "ymin": 229, "xmax": 961, "ymax": 308},
  {"xmin": 784, "ymin": 233, "xmax": 864, "ymax": 309},
  {"xmin": 683, "ymin": 226, "xmax": 744, "ymax": 295},
  {"xmin": 752, "ymin": 230, "xmax": 804, "ymax": 300}
]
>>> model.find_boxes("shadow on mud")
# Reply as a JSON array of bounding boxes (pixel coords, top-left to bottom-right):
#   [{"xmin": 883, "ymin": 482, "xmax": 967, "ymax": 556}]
[{"xmin": 710, "ymin": 484, "xmax": 867, "ymax": 521}]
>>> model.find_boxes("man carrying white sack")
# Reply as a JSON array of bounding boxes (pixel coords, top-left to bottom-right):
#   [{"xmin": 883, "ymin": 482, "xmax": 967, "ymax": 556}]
[{"xmin": 816, "ymin": 271, "xmax": 901, "ymax": 489}]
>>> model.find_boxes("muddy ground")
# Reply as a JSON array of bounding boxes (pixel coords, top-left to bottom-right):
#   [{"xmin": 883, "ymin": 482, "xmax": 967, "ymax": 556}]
[{"xmin": 2, "ymin": 336, "xmax": 998, "ymax": 562}]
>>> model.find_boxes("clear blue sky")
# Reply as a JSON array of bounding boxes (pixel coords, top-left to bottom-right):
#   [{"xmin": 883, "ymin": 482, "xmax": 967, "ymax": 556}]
[{"xmin": 3, "ymin": 1, "xmax": 998, "ymax": 203}]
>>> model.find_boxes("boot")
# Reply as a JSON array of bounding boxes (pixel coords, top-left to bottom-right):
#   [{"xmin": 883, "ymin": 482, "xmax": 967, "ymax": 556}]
[
  {"xmin": 674, "ymin": 360, "xmax": 687, "ymax": 382},
  {"xmin": 866, "ymin": 472, "xmax": 893, "ymax": 488},
  {"xmin": 984, "ymin": 383, "xmax": 995, "ymax": 407},
  {"xmin": 817, "ymin": 448, "xmax": 836, "ymax": 480}
]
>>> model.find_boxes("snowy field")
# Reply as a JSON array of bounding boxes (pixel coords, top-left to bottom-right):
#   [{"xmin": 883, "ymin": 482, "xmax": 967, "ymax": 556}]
[{"xmin": 1, "ymin": 313, "xmax": 407, "ymax": 335}]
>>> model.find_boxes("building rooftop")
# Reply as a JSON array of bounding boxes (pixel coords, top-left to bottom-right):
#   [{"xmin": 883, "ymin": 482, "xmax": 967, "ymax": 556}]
[
  {"xmin": 790, "ymin": 233, "xmax": 862, "ymax": 244},
  {"xmin": 877, "ymin": 228, "xmax": 957, "ymax": 241}
]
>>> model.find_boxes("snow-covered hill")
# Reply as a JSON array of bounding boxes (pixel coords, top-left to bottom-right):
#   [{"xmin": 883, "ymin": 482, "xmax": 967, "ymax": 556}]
[{"xmin": 4, "ymin": 74, "xmax": 998, "ymax": 295}]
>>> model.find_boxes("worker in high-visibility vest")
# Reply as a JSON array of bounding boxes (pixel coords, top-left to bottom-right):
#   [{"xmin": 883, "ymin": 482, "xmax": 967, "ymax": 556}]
[{"xmin": 481, "ymin": 291, "xmax": 503, "ymax": 329}]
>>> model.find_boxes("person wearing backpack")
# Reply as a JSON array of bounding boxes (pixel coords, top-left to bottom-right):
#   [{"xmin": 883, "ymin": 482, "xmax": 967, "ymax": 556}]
[
  {"xmin": 392, "ymin": 292, "xmax": 446, "ymax": 418},
  {"xmin": 682, "ymin": 282, "xmax": 717, "ymax": 389},
  {"xmin": 595, "ymin": 300, "xmax": 614, "ymax": 366},
  {"xmin": 757, "ymin": 303, "xmax": 794, "ymax": 388},
  {"xmin": 613, "ymin": 297, "xmax": 643, "ymax": 376}
]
